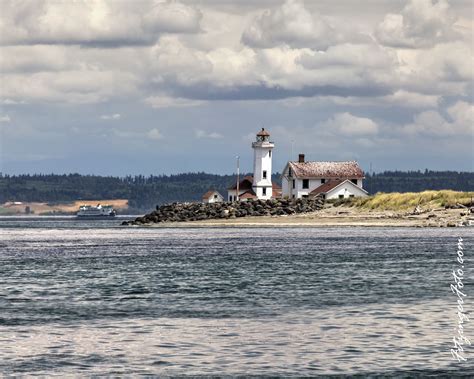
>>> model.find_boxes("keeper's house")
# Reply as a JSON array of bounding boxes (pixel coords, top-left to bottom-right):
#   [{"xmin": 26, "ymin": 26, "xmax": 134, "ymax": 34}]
[
  {"xmin": 202, "ymin": 190, "xmax": 224, "ymax": 203},
  {"xmin": 281, "ymin": 154, "xmax": 368, "ymax": 200}
]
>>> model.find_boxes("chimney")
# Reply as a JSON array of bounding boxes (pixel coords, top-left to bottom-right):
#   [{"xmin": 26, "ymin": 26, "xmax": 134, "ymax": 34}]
[{"xmin": 298, "ymin": 154, "xmax": 305, "ymax": 163}]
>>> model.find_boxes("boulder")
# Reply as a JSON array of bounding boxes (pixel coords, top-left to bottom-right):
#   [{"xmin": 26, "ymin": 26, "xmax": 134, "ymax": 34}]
[
  {"xmin": 124, "ymin": 196, "xmax": 326, "ymax": 225},
  {"xmin": 220, "ymin": 210, "xmax": 230, "ymax": 218}
]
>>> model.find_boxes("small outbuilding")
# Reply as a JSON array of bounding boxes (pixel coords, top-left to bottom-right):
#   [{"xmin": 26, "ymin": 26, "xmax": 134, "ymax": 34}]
[
  {"xmin": 202, "ymin": 190, "xmax": 224, "ymax": 203},
  {"xmin": 309, "ymin": 179, "xmax": 368, "ymax": 200}
]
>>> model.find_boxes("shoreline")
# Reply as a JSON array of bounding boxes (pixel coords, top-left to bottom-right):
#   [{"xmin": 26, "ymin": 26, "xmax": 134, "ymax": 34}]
[{"xmin": 132, "ymin": 207, "xmax": 469, "ymax": 228}]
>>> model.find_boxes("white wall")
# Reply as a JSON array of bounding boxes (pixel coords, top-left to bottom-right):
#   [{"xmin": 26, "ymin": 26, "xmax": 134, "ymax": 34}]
[
  {"xmin": 281, "ymin": 165, "xmax": 365, "ymax": 199},
  {"xmin": 204, "ymin": 192, "xmax": 223, "ymax": 203},
  {"xmin": 252, "ymin": 141, "xmax": 273, "ymax": 200},
  {"xmin": 227, "ymin": 189, "xmax": 252, "ymax": 201},
  {"xmin": 282, "ymin": 176, "xmax": 326, "ymax": 199},
  {"xmin": 325, "ymin": 182, "xmax": 368, "ymax": 199}
]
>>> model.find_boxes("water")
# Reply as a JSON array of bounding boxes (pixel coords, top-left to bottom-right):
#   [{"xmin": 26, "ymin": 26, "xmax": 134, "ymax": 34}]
[{"xmin": 0, "ymin": 218, "xmax": 473, "ymax": 377}]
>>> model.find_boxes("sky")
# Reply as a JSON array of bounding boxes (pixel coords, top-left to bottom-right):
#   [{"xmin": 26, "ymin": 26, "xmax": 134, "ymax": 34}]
[{"xmin": 0, "ymin": 0, "xmax": 473, "ymax": 175}]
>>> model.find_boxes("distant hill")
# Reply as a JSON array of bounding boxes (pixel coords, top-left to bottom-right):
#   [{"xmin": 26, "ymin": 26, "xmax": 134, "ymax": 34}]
[{"xmin": 0, "ymin": 171, "xmax": 473, "ymax": 212}]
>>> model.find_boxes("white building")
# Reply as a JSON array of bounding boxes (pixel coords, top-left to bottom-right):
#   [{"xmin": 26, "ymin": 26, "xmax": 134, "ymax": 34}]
[
  {"xmin": 202, "ymin": 190, "xmax": 224, "ymax": 203},
  {"xmin": 281, "ymin": 154, "xmax": 368, "ymax": 199},
  {"xmin": 252, "ymin": 128, "xmax": 274, "ymax": 200},
  {"xmin": 228, "ymin": 128, "xmax": 278, "ymax": 201},
  {"xmin": 309, "ymin": 179, "xmax": 368, "ymax": 200}
]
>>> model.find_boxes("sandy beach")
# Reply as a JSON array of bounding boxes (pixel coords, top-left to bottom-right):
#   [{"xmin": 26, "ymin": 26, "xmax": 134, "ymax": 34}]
[{"xmin": 141, "ymin": 205, "xmax": 469, "ymax": 228}]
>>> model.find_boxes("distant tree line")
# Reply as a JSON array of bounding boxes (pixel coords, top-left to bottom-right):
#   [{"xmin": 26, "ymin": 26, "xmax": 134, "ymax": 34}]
[
  {"xmin": 0, "ymin": 171, "xmax": 472, "ymax": 211},
  {"xmin": 363, "ymin": 170, "xmax": 474, "ymax": 194}
]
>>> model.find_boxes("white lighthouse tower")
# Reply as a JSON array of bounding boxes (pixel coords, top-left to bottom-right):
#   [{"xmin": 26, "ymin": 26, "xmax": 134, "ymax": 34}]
[{"xmin": 252, "ymin": 128, "xmax": 274, "ymax": 200}]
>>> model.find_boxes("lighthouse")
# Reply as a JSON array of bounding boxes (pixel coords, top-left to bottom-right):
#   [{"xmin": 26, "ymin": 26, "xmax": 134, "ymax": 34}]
[{"xmin": 252, "ymin": 128, "xmax": 274, "ymax": 200}]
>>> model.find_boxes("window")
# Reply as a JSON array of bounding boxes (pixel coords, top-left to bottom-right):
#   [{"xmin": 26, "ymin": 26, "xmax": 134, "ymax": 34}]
[
  {"xmin": 262, "ymin": 187, "xmax": 267, "ymax": 196},
  {"xmin": 292, "ymin": 194, "xmax": 295, "ymax": 199},
  {"xmin": 292, "ymin": 179, "xmax": 295, "ymax": 189},
  {"xmin": 263, "ymin": 170, "xmax": 267, "ymax": 179},
  {"xmin": 288, "ymin": 167, "xmax": 292, "ymax": 177},
  {"xmin": 214, "ymin": 194, "xmax": 218, "ymax": 199},
  {"xmin": 321, "ymin": 178, "xmax": 326, "ymax": 184},
  {"xmin": 302, "ymin": 179, "xmax": 309, "ymax": 189},
  {"xmin": 349, "ymin": 194, "xmax": 355, "ymax": 198},
  {"xmin": 339, "ymin": 194, "xmax": 344, "ymax": 199},
  {"xmin": 269, "ymin": 150, "xmax": 272, "ymax": 158},
  {"xmin": 351, "ymin": 179, "xmax": 358, "ymax": 185},
  {"xmin": 302, "ymin": 195, "xmax": 308, "ymax": 198}
]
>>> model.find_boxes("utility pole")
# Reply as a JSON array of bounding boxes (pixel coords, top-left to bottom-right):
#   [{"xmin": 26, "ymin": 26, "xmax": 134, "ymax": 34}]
[{"xmin": 236, "ymin": 155, "xmax": 240, "ymax": 202}]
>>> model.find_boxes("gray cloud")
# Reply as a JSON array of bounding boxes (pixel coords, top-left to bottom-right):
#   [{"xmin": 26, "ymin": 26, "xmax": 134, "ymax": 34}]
[
  {"xmin": 402, "ymin": 100, "xmax": 474, "ymax": 136},
  {"xmin": 241, "ymin": 0, "xmax": 336, "ymax": 50},
  {"xmin": 0, "ymin": 0, "xmax": 202, "ymax": 47},
  {"xmin": 100, "ymin": 114, "xmax": 121, "ymax": 120},
  {"xmin": 165, "ymin": 82, "xmax": 392, "ymax": 101},
  {"xmin": 1, "ymin": 0, "xmax": 472, "ymax": 174},
  {"xmin": 375, "ymin": 0, "xmax": 458, "ymax": 48}
]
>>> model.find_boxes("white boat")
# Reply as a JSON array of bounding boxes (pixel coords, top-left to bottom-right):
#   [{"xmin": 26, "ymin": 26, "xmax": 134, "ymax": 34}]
[{"xmin": 76, "ymin": 204, "xmax": 116, "ymax": 218}]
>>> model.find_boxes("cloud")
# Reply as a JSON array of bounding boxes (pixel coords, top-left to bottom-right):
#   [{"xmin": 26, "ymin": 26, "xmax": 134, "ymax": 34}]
[
  {"xmin": 241, "ymin": 0, "xmax": 335, "ymax": 50},
  {"xmin": 402, "ymin": 101, "xmax": 473, "ymax": 136},
  {"xmin": 142, "ymin": 1, "xmax": 202, "ymax": 35},
  {"xmin": 0, "ymin": 45, "xmax": 71, "ymax": 73},
  {"xmin": 381, "ymin": 90, "xmax": 439, "ymax": 108},
  {"xmin": 297, "ymin": 43, "xmax": 396, "ymax": 70},
  {"xmin": 110, "ymin": 127, "xmax": 163, "ymax": 141},
  {"xmin": 1, "ymin": 70, "xmax": 139, "ymax": 104},
  {"xmin": 311, "ymin": 90, "xmax": 440, "ymax": 109},
  {"xmin": 195, "ymin": 129, "xmax": 223, "ymax": 139},
  {"xmin": 375, "ymin": 0, "xmax": 457, "ymax": 48},
  {"xmin": 147, "ymin": 128, "xmax": 163, "ymax": 140},
  {"xmin": 2, "ymin": 2, "xmax": 468, "ymax": 107},
  {"xmin": 144, "ymin": 95, "xmax": 204, "ymax": 108},
  {"xmin": 0, "ymin": 115, "xmax": 11, "ymax": 123},
  {"xmin": 0, "ymin": 0, "xmax": 203, "ymax": 47},
  {"xmin": 147, "ymin": 39, "xmax": 393, "ymax": 101},
  {"xmin": 100, "ymin": 113, "xmax": 121, "ymax": 120},
  {"xmin": 321, "ymin": 112, "xmax": 379, "ymax": 136},
  {"xmin": 1, "ymin": 99, "xmax": 26, "ymax": 105},
  {"xmin": 394, "ymin": 41, "xmax": 473, "ymax": 98}
]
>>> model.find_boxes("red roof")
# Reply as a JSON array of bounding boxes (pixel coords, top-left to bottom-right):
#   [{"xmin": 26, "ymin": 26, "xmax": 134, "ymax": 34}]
[
  {"xmin": 257, "ymin": 128, "xmax": 270, "ymax": 137},
  {"xmin": 228, "ymin": 176, "xmax": 254, "ymax": 190},
  {"xmin": 239, "ymin": 190, "xmax": 257, "ymax": 199},
  {"xmin": 288, "ymin": 161, "xmax": 364, "ymax": 178},
  {"xmin": 309, "ymin": 180, "xmax": 344, "ymax": 195},
  {"xmin": 202, "ymin": 190, "xmax": 222, "ymax": 200}
]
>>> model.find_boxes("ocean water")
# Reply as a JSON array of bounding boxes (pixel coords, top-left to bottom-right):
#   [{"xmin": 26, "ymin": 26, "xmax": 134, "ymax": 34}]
[{"xmin": 0, "ymin": 217, "xmax": 473, "ymax": 377}]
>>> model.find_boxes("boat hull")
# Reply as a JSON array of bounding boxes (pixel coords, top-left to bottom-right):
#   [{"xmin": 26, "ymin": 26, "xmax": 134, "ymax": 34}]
[{"xmin": 76, "ymin": 214, "xmax": 116, "ymax": 219}]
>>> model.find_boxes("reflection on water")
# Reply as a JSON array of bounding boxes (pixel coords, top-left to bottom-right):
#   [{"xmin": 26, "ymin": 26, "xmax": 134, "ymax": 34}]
[
  {"xmin": 0, "ymin": 300, "xmax": 463, "ymax": 376},
  {"xmin": 0, "ymin": 220, "xmax": 472, "ymax": 376}
]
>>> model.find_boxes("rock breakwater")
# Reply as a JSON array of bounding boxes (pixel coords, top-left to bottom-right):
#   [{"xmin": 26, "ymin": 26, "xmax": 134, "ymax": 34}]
[{"xmin": 122, "ymin": 197, "xmax": 324, "ymax": 225}]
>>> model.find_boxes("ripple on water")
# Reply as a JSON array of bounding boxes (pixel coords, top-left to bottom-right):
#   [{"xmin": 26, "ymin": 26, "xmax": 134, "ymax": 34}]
[{"xmin": 0, "ymin": 225, "xmax": 472, "ymax": 376}]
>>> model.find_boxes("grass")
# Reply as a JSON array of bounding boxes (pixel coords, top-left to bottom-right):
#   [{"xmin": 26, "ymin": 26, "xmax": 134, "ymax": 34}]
[
  {"xmin": 0, "ymin": 207, "xmax": 22, "ymax": 215},
  {"xmin": 348, "ymin": 190, "xmax": 474, "ymax": 211}
]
